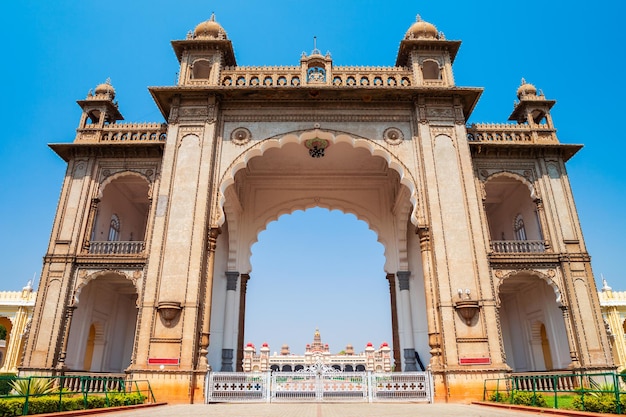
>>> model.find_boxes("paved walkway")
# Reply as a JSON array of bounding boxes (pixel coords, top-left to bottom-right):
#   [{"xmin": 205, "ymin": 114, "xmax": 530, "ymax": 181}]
[{"xmin": 102, "ymin": 403, "xmax": 545, "ymax": 417}]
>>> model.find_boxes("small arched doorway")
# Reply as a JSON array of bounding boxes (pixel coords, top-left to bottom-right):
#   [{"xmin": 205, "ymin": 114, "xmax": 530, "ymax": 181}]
[
  {"xmin": 66, "ymin": 273, "xmax": 138, "ymax": 372},
  {"xmin": 498, "ymin": 273, "xmax": 569, "ymax": 371}
]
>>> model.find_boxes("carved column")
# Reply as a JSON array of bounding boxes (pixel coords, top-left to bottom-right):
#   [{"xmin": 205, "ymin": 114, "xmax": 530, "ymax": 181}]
[
  {"xmin": 236, "ymin": 274, "xmax": 250, "ymax": 372},
  {"xmin": 386, "ymin": 273, "xmax": 402, "ymax": 371},
  {"xmin": 198, "ymin": 227, "xmax": 220, "ymax": 370},
  {"xmin": 397, "ymin": 271, "xmax": 417, "ymax": 371},
  {"xmin": 559, "ymin": 305, "xmax": 580, "ymax": 368},
  {"xmin": 534, "ymin": 198, "xmax": 551, "ymax": 251},
  {"xmin": 221, "ymin": 271, "xmax": 239, "ymax": 371},
  {"xmin": 606, "ymin": 305, "xmax": 626, "ymax": 368},
  {"xmin": 56, "ymin": 303, "xmax": 76, "ymax": 371},
  {"xmin": 417, "ymin": 226, "xmax": 442, "ymax": 367},
  {"xmin": 82, "ymin": 198, "xmax": 100, "ymax": 252}
]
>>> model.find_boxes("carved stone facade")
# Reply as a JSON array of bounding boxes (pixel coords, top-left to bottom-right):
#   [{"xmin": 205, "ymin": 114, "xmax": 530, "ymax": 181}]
[
  {"xmin": 21, "ymin": 14, "xmax": 612, "ymax": 403},
  {"xmin": 598, "ymin": 281, "xmax": 626, "ymax": 371}
]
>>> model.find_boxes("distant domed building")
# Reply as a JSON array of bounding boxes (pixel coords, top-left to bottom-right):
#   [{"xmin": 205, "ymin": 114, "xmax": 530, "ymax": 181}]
[{"xmin": 242, "ymin": 329, "xmax": 392, "ymax": 372}]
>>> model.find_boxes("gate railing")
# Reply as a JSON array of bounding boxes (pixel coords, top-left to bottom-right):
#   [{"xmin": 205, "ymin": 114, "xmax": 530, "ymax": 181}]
[{"xmin": 205, "ymin": 370, "xmax": 432, "ymax": 403}]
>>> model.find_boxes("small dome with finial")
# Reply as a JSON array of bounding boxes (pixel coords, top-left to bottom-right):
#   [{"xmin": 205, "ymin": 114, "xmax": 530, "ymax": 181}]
[
  {"xmin": 194, "ymin": 14, "xmax": 226, "ymax": 39},
  {"xmin": 94, "ymin": 79, "xmax": 115, "ymax": 99},
  {"xmin": 517, "ymin": 78, "xmax": 537, "ymax": 99},
  {"xmin": 406, "ymin": 15, "xmax": 439, "ymax": 40}
]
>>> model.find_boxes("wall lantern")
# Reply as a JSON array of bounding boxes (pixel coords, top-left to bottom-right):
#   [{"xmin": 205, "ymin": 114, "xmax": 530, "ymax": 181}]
[
  {"xmin": 454, "ymin": 289, "xmax": 480, "ymax": 325},
  {"xmin": 157, "ymin": 301, "xmax": 182, "ymax": 327}
]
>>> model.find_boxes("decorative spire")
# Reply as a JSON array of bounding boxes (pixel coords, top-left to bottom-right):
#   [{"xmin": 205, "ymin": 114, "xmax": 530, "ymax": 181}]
[{"xmin": 601, "ymin": 274, "xmax": 612, "ymax": 292}]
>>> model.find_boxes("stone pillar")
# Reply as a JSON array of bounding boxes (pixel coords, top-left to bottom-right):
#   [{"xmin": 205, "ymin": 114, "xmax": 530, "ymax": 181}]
[
  {"xmin": 82, "ymin": 198, "xmax": 99, "ymax": 252},
  {"xmin": 56, "ymin": 304, "xmax": 76, "ymax": 371},
  {"xmin": 385, "ymin": 273, "xmax": 402, "ymax": 371},
  {"xmin": 198, "ymin": 227, "xmax": 220, "ymax": 370},
  {"xmin": 534, "ymin": 199, "xmax": 551, "ymax": 251},
  {"xmin": 397, "ymin": 271, "xmax": 417, "ymax": 371},
  {"xmin": 236, "ymin": 274, "xmax": 250, "ymax": 372},
  {"xmin": 417, "ymin": 226, "xmax": 442, "ymax": 368},
  {"xmin": 221, "ymin": 271, "xmax": 239, "ymax": 371},
  {"xmin": 559, "ymin": 305, "xmax": 580, "ymax": 368}
]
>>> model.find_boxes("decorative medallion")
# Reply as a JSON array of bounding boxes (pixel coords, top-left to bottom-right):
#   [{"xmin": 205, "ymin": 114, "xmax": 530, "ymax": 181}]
[
  {"xmin": 304, "ymin": 138, "xmax": 329, "ymax": 158},
  {"xmin": 383, "ymin": 127, "xmax": 404, "ymax": 145},
  {"xmin": 231, "ymin": 127, "xmax": 251, "ymax": 146}
]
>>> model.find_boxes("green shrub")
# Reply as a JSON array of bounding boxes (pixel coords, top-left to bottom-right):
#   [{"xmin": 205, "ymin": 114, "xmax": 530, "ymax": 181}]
[
  {"xmin": 0, "ymin": 375, "xmax": 16, "ymax": 396},
  {"xmin": 9, "ymin": 379, "xmax": 54, "ymax": 396},
  {"xmin": 488, "ymin": 391, "xmax": 509, "ymax": 402},
  {"xmin": 86, "ymin": 395, "xmax": 106, "ymax": 409},
  {"xmin": 510, "ymin": 391, "xmax": 547, "ymax": 407},
  {"xmin": 572, "ymin": 394, "xmax": 622, "ymax": 414},
  {"xmin": 0, "ymin": 397, "xmax": 24, "ymax": 416}
]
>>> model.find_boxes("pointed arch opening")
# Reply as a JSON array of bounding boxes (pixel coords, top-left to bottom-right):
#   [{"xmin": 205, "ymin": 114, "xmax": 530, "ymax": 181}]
[
  {"xmin": 89, "ymin": 172, "xmax": 150, "ymax": 255},
  {"xmin": 498, "ymin": 272, "xmax": 570, "ymax": 372},
  {"xmin": 208, "ymin": 131, "xmax": 429, "ymax": 373},
  {"xmin": 66, "ymin": 272, "xmax": 138, "ymax": 372},
  {"xmin": 484, "ymin": 173, "xmax": 545, "ymax": 253}
]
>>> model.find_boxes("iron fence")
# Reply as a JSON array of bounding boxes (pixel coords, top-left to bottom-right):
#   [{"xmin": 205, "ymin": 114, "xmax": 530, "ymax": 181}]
[
  {"xmin": 0, "ymin": 375, "xmax": 155, "ymax": 415},
  {"xmin": 483, "ymin": 371, "xmax": 624, "ymax": 414}
]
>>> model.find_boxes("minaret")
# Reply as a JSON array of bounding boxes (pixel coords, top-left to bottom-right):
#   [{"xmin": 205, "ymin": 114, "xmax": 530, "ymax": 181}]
[{"xmin": 76, "ymin": 79, "xmax": 124, "ymax": 132}]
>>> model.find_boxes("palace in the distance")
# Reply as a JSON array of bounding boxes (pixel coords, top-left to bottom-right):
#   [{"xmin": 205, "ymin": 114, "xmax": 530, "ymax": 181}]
[
  {"xmin": 242, "ymin": 329, "xmax": 392, "ymax": 373},
  {"xmin": 20, "ymin": 14, "xmax": 613, "ymax": 403}
]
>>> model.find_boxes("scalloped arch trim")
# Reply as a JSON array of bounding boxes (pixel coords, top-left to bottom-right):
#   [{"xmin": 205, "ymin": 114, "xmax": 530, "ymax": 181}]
[
  {"xmin": 498, "ymin": 269, "xmax": 562, "ymax": 306},
  {"xmin": 484, "ymin": 171, "xmax": 538, "ymax": 200},
  {"xmin": 97, "ymin": 171, "xmax": 150, "ymax": 199},
  {"xmin": 216, "ymin": 128, "xmax": 419, "ymax": 227}
]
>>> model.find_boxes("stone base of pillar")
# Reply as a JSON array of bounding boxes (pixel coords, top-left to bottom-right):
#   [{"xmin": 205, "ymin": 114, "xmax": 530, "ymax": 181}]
[
  {"xmin": 403, "ymin": 348, "xmax": 417, "ymax": 371},
  {"xmin": 221, "ymin": 348, "xmax": 234, "ymax": 372}
]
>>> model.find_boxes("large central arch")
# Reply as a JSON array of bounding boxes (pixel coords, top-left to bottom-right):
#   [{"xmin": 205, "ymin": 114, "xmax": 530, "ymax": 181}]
[{"xmin": 208, "ymin": 129, "xmax": 429, "ymax": 373}]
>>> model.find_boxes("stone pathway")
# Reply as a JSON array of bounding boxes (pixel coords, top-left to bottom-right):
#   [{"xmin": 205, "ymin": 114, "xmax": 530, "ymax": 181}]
[{"xmin": 103, "ymin": 403, "xmax": 542, "ymax": 417}]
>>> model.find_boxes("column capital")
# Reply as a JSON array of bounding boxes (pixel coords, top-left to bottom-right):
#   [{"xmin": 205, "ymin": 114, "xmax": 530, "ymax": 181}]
[
  {"xmin": 397, "ymin": 271, "xmax": 411, "ymax": 291},
  {"xmin": 225, "ymin": 271, "xmax": 239, "ymax": 291},
  {"xmin": 207, "ymin": 227, "xmax": 221, "ymax": 253}
]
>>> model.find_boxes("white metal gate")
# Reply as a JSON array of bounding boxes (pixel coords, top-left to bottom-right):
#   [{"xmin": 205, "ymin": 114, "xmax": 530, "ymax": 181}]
[{"xmin": 206, "ymin": 368, "xmax": 432, "ymax": 403}]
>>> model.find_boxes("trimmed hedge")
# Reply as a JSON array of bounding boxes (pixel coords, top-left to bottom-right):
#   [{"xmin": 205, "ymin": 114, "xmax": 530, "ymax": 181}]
[
  {"xmin": 488, "ymin": 391, "xmax": 547, "ymax": 407},
  {"xmin": 572, "ymin": 394, "xmax": 626, "ymax": 414},
  {"xmin": 0, "ymin": 392, "xmax": 146, "ymax": 416}
]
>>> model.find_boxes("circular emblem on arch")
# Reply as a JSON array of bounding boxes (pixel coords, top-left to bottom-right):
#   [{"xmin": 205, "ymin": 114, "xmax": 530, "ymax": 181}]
[
  {"xmin": 231, "ymin": 127, "xmax": 251, "ymax": 145},
  {"xmin": 383, "ymin": 127, "xmax": 404, "ymax": 145}
]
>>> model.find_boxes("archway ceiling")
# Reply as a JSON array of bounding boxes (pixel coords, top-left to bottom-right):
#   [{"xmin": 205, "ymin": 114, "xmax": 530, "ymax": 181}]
[
  {"xmin": 242, "ymin": 141, "xmax": 389, "ymax": 177},
  {"xmin": 484, "ymin": 177, "xmax": 528, "ymax": 213},
  {"xmin": 228, "ymin": 141, "xmax": 403, "ymax": 223},
  {"xmin": 106, "ymin": 176, "xmax": 150, "ymax": 212}
]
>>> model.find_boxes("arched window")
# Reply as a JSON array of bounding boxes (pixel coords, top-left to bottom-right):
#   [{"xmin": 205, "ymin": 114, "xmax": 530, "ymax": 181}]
[
  {"xmin": 307, "ymin": 66, "xmax": 326, "ymax": 83},
  {"xmin": 514, "ymin": 214, "xmax": 527, "ymax": 241},
  {"xmin": 422, "ymin": 60, "xmax": 441, "ymax": 80},
  {"xmin": 108, "ymin": 214, "xmax": 120, "ymax": 241},
  {"xmin": 191, "ymin": 59, "xmax": 211, "ymax": 79}
]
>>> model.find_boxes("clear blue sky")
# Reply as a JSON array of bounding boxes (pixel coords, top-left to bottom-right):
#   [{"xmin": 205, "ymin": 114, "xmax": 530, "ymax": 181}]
[{"xmin": 1, "ymin": 1, "xmax": 624, "ymax": 354}]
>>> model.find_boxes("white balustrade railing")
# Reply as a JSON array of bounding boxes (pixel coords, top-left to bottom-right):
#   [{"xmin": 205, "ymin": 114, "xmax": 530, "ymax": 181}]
[
  {"xmin": 88, "ymin": 241, "xmax": 145, "ymax": 255},
  {"xmin": 491, "ymin": 240, "xmax": 546, "ymax": 253}
]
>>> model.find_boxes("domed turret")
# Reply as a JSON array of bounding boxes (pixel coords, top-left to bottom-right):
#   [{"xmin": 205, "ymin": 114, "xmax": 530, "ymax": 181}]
[
  {"xmin": 405, "ymin": 15, "xmax": 439, "ymax": 40},
  {"xmin": 517, "ymin": 78, "xmax": 537, "ymax": 99},
  {"xmin": 94, "ymin": 79, "xmax": 115, "ymax": 99},
  {"xmin": 194, "ymin": 14, "xmax": 226, "ymax": 39}
]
